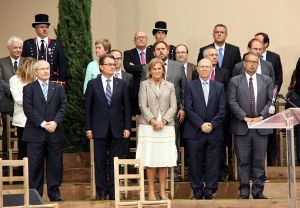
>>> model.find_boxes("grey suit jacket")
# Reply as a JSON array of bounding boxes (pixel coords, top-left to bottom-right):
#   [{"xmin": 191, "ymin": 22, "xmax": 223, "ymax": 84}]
[
  {"xmin": 232, "ymin": 60, "xmax": 275, "ymax": 86},
  {"xmin": 0, "ymin": 56, "xmax": 24, "ymax": 112},
  {"xmin": 166, "ymin": 59, "xmax": 186, "ymax": 109},
  {"xmin": 227, "ymin": 73, "xmax": 273, "ymax": 136},
  {"xmin": 138, "ymin": 79, "xmax": 177, "ymax": 125}
]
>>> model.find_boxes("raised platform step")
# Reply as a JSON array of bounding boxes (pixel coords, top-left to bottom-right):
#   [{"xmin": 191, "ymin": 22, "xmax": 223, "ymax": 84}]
[
  {"xmin": 42, "ymin": 199, "xmax": 293, "ymax": 208},
  {"xmin": 40, "ymin": 182, "xmax": 300, "ymax": 201}
]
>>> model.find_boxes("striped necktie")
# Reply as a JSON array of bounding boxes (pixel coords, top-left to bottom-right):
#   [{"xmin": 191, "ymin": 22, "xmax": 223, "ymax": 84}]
[
  {"xmin": 42, "ymin": 82, "xmax": 48, "ymax": 101},
  {"xmin": 106, "ymin": 79, "xmax": 112, "ymax": 105}
]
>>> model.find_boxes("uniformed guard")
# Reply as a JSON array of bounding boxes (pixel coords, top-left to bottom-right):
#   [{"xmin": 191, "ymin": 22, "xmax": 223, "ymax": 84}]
[{"xmin": 22, "ymin": 14, "xmax": 68, "ymax": 83}]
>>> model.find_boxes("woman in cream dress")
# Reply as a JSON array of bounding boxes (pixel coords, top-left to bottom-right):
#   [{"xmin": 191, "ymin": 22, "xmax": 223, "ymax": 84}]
[{"xmin": 136, "ymin": 58, "xmax": 177, "ymax": 200}]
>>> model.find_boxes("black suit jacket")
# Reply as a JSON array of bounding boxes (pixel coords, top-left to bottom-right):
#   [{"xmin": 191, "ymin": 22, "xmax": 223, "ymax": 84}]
[
  {"xmin": 197, "ymin": 43, "xmax": 241, "ymax": 77},
  {"xmin": 192, "ymin": 66, "xmax": 229, "ymax": 91},
  {"xmin": 22, "ymin": 38, "xmax": 68, "ymax": 81},
  {"xmin": 85, "ymin": 75, "xmax": 131, "ymax": 138},
  {"xmin": 22, "ymin": 80, "xmax": 67, "ymax": 142},
  {"xmin": 183, "ymin": 79, "xmax": 226, "ymax": 140},
  {"xmin": 123, "ymin": 47, "xmax": 152, "ymax": 115}
]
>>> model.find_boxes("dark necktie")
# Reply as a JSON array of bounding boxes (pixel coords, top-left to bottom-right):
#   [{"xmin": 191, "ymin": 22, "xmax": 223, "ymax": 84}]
[
  {"xmin": 249, "ymin": 77, "xmax": 256, "ymax": 117},
  {"xmin": 106, "ymin": 79, "xmax": 112, "ymax": 105},
  {"xmin": 40, "ymin": 40, "xmax": 46, "ymax": 60},
  {"xmin": 13, "ymin": 61, "xmax": 18, "ymax": 70}
]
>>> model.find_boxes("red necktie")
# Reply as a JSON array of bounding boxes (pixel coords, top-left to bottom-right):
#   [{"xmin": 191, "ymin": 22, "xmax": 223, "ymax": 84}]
[
  {"xmin": 140, "ymin": 52, "xmax": 146, "ymax": 65},
  {"xmin": 210, "ymin": 69, "xmax": 215, "ymax": 80}
]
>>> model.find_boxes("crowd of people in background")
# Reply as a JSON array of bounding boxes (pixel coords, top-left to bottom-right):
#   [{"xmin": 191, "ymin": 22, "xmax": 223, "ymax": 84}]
[{"xmin": 1, "ymin": 13, "xmax": 300, "ymax": 202}]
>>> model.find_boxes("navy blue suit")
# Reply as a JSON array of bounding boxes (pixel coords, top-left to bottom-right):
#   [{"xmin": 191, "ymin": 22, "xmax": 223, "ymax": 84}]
[
  {"xmin": 22, "ymin": 80, "xmax": 67, "ymax": 199},
  {"xmin": 85, "ymin": 75, "xmax": 131, "ymax": 196},
  {"xmin": 183, "ymin": 79, "xmax": 225, "ymax": 198}
]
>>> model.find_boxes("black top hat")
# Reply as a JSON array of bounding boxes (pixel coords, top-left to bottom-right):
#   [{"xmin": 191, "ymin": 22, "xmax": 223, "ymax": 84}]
[
  {"xmin": 152, "ymin": 21, "xmax": 168, "ymax": 36},
  {"xmin": 32, "ymin": 14, "xmax": 51, "ymax": 28}
]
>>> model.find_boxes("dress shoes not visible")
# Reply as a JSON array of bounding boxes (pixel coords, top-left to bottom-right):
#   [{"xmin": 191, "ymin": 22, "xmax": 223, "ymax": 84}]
[
  {"xmin": 158, "ymin": 194, "xmax": 168, "ymax": 200},
  {"xmin": 109, "ymin": 194, "xmax": 115, "ymax": 200},
  {"xmin": 253, "ymin": 193, "xmax": 268, "ymax": 199}
]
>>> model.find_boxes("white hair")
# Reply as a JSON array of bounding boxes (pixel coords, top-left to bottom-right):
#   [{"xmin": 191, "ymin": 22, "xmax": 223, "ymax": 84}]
[{"xmin": 7, "ymin": 36, "xmax": 23, "ymax": 47}]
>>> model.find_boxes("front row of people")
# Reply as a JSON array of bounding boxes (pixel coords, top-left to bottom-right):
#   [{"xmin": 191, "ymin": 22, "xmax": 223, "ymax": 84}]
[{"xmin": 85, "ymin": 52, "xmax": 273, "ymax": 201}]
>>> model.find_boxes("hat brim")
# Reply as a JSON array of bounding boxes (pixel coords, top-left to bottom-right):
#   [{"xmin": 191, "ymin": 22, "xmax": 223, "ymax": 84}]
[
  {"xmin": 32, "ymin": 22, "xmax": 51, "ymax": 28},
  {"xmin": 152, "ymin": 28, "xmax": 168, "ymax": 36}
]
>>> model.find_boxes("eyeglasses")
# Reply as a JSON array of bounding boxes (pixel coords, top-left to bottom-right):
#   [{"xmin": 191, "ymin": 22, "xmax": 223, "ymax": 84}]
[
  {"xmin": 245, "ymin": 60, "xmax": 259, "ymax": 65},
  {"xmin": 135, "ymin": 36, "xmax": 147, "ymax": 40},
  {"xmin": 113, "ymin": 57, "xmax": 122, "ymax": 61},
  {"xmin": 36, "ymin": 67, "xmax": 50, "ymax": 71},
  {"xmin": 102, "ymin": 63, "xmax": 116, "ymax": 67},
  {"xmin": 197, "ymin": 65, "xmax": 211, "ymax": 69}
]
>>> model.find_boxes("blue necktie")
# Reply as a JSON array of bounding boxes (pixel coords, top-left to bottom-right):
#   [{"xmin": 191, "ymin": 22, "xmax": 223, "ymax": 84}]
[
  {"xmin": 106, "ymin": 79, "xmax": 112, "ymax": 105},
  {"xmin": 218, "ymin": 47, "xmax": 223, "ymax": 68},
  {"xmin": 42, "ymin": 82, "xmax": 48, "ymax": 101}
]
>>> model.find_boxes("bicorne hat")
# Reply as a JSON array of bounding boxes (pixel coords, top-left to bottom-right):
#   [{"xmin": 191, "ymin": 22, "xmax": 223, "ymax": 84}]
[
  {"xmin": 152, "ymin": 21, "xmax": 168, "ymax": 36},
  {"xmin": 32, "ymin": 14, "xmax": 51, "ymax": 28}
]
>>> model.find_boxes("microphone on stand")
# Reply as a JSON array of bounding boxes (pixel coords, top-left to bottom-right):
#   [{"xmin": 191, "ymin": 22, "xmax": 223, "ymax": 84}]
[
  {"xmin": 278, "ymin": 94, "xmax": 298, "ymax": 108},
  {"xmin": 268, "ymin": 85, "xmax": 278, "ymax": 114}
]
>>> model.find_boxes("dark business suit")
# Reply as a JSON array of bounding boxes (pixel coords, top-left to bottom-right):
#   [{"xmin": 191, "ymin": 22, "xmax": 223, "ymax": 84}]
[
  {"xmin": 85, "ymin": 75, "xmax": 131, "ymax": 197},
  {"xmin": 22, "ymin": 80, "xmax": 67, "ymax": 199},
  {"xmin": 232, "ymin": 60, "xmax": 275, "ymax": 86},
  {"xmin": 197, "ymin": 43, "xmax": 241, "ymax": 77},
  {"xmin": 123, "ymin": 47, "xmax": 152, "ymax": 115},
  {"xmin": 183, "ymin": 79, "xmax": 225, "ymax": 198},
  {"xmin": 227, "ymin": 73, "xmax": 273, "ymax": 197},
  {"xmin": 22, "ymin": 38, "xmax": 68, "ymax": 81},
  {"xmin": 0, "ymin": 56, "xmax": 24, "ymax": 158}
]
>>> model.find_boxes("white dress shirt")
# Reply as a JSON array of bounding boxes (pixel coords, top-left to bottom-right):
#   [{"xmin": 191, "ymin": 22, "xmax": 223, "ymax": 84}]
[{"xmin": 101, "ymin": 75, "xmax": 113, "ymax": 94}]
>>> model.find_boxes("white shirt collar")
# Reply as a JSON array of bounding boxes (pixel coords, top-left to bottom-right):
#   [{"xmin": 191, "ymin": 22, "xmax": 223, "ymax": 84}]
[
  {"xmin": 136, "ymin": 48, "xmax": 146, "ymax": 55},
  {"xmin": 37, "ymin": 79, "xmax": 49, "ymax": 86},
  {"xmin": 10, "ymin": 56, "xmax": 20, "ymax": 63},
  {"xmin": 200, "ymin": 78, "xmax": 210, "ymax": 84},
  {"xmin": 245, "ymin": 72, "xmax": 257, "ymax": 81},
  {"xmin": 37, "ymin": 36, "xmax": 48, "ymax": 45},
  {"xmin": 214, "ymin": 43, "xmax": 225, "ymax": 50}
]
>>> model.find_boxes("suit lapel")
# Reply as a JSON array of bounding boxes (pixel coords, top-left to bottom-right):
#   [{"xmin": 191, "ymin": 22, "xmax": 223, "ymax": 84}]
[
  {"xmin": 34, "ymin": 80, "xmax": 46, "ymax": 103},
  {"xmin": 149, "ymin": 79, "xmax": 160, "ymax": 98},
  {"xmin": 5, "ymin": 57, "xmax": 16, "ymax": 75},
  {"xmin": 110, "ymin": 77, "xmax": 120, "ymax": 105},
  {"xmin": 256, "ymin": 74, "xmax": 263, "ymax": 111},
  {"xmin": 47, "ymin": 81, "xmax": 56, "ymax": 102},
  {"xmin": 196, "ymin": 79, "xmax": 207, "ymax": 107},
  {"xmin": 241, "ymin": 74, "xmax": 250, "ymax": 112},
  {"xmin": 96, "ymin": 75, "xmax": 109, "ymax": 107}
]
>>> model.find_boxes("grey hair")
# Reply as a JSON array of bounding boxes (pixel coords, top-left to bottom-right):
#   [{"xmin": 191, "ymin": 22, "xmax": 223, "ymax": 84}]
[
  {"xmin": 7, "ymin": 36, "xmax": 23, "ymax": 47},
  {"xmin": 32, "ymin": 60, "xmax": 49, "ymax": 71},
  {"xmin": 202, "ymin": 46, "xmax": 217, "ymax": 58}
]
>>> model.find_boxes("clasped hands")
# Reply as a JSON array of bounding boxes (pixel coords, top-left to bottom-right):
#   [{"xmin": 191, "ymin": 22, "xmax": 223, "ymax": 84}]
[
  {"xmin": 44, "ymin": 121, "xmax": 57, "ymax": 133},
  {"xmin": 86, "ymin": 129, "xmax": 130, "ymax": 140},
  {"xmin": 150, "ymin": 118, "xmax": 165, "ymax": 131},
  {"xmin": 243, "ymin": 116, "xmax": 263, "ymax": 123},
  {"xmin": 201, "ymin": 122, "xmax": 213, "ymax": 134}
]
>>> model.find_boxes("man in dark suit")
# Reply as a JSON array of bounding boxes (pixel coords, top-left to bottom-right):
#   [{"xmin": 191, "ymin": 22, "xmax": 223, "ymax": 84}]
[
  {"xmin": 85, "ymin": 54, "xmax": 131, "ymax": 200},
  {"xmin": 197, "ymin": 24, "xmax": 241, "ymax": 77},
  {"xmin": 228, "ymin": 52, "xmax": 273, "ymax": 199},
  {"xmin": 255, "ymin": 33, "xmax": 283, "ymax": 166},
  {"xmin": 184, "ymin": 58, "xmax": 226, "ymax": 199},
  {"xmin": 232, "ymin": 39, "xmax": 275, "ymax": 85},
  {"xmin": 110, "ymin": 49, "xmax": 133, "ymax": 159},
  {"xmin": 22, "ymin": 14, "xmax": 67, "ymax": 82},
  {"xmin": 148, "ymin": 21, "xmax": 176, "ymax": 60},
  {"xmin": 193, "ymin": 46, "xmax": 230, "ymax": 181},
  {"xmin": 153, "ymin": 41, "xmax": 186, "ymax": 181},
  {"xmin": 123, "ymin": 31, "xmax": 152, "ymax": 115},
  {"xmin": 22, "ymin": 60, "xmax": 67, "ymax": 201},
  {"xmin": 0, "ymin": 36, "xmax": 24, "ymax": 159},
  {"xmin": 175, "ymin": 44, "xmax": 197, "ymax": 83}
]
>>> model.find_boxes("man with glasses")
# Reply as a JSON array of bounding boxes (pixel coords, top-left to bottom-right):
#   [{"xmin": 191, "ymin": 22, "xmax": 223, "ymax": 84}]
[
  {"xmin": 123, "ymin": 31, "xmax": 152, "ymax": 115},
  {"xmin": 183, "ymin": 58, "xmax": 226, "ymax": 199},
  {"xmin": 175, "ymin": 44, "xmax": 197, "ymax": 83},
  {"xmin": 22, "ymin": 14, "xmax": 67, "ymax": 82},
  {"xmin": 232, "ymin": 39, "xmax": 275, "ymax": 85},
  {"xmin": 85, "ymin": 54, "xmax": 131, "ymax": 200},
  {"xmin": 197, "ymin": 24, "xmax": 241, "ymax": 77},
  {"xmin": 22, "ymin": 60, "xmax": 67, "ymax": 201},
  {"xmin": 228, "ymin": 52, "xmax": 273, "ymax": 199}
]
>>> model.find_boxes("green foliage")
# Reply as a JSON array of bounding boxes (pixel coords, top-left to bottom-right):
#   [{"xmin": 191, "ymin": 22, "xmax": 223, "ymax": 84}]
[{"xmin": 57, "ymin": 0, "xmax": 92, "ymax": 152}]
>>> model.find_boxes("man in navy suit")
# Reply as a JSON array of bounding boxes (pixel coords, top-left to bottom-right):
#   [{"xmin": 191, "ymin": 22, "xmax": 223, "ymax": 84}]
[
  {"xmin": 22, "ymin": 60, "xmax": 67, "ymax": 201},
  {"xmin": 197, "ymin": 24, "xmax": 241, "ymax": 77},
  {"xmin": 85, "ymin": 54, "xmax": 131, "ymax": 200},
  {"xmin": 123, "ymin": 31, "xmax": 152, "ymax": 115},
  {"xmin": 22, "ymin": 14, "xmax": 67, "ymax": 82},
  {"xmin": 183, "ymin": 58, "xmax": 226, "ymax": 199}
]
